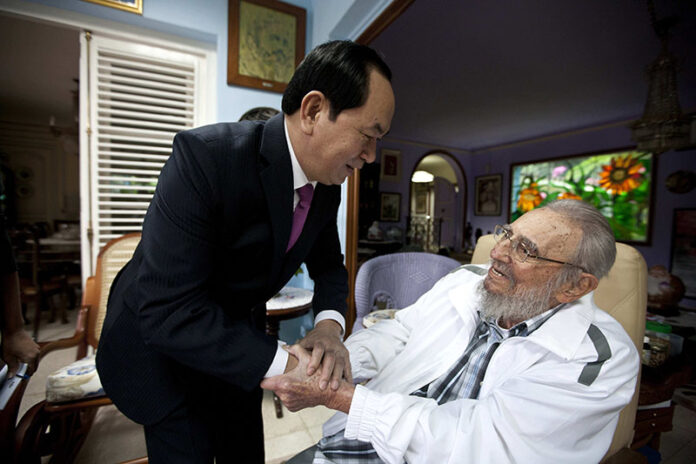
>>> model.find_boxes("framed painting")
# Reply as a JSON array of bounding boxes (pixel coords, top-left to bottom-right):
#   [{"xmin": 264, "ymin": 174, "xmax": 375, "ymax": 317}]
[
  {"xmin": 380, "ymin": 192, "xmax": 401, "ymax": 222},
  {"xmin": 380, "ymin": 149, "xmax": 401, "ymax": 182},
  {"xmin": 474, "ymin": 174, "xmax": 502, "ymax": 216},
  {"xmin": 509, "ymin": 148, "xmax": 654, "ymax": 244},
  {"xmin": 414, "ymin": 186, "xmax": 428, "ymax": 214},
  {"xmin": 671, "ymin": 209, "xmax": 696, "ymax": 300},
  {"xmin": 82, "ymin": 0, "xmax": 142, "ymax": 14},
  {"xmin": 227, "ymin": 0, "xmax": 306, "ymax": 93}
]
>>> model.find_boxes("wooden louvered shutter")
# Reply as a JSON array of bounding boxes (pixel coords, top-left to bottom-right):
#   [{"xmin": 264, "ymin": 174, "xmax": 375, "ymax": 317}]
[{"xmin": 80, "ymin": 31, "xmax": 212, "ymax": 275}]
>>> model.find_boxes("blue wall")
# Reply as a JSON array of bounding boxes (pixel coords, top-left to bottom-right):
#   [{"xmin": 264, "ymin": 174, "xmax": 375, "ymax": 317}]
[{"xmin": 23, "ymin": 0, "xmax": 313, "ymax": 123}]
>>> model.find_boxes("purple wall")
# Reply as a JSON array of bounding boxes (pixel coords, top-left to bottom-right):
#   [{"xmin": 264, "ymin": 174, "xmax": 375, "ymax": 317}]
[
  {"xmin": 378, "ymin": 124, "xmax": 696, "ymax": 293},
  {"xmin": 467, "ymin": 124, "xmax": 696, "ymax": 270},
  {"xmin": 374, "ymin": 141, "xmax": 472, "ymax": 240}
]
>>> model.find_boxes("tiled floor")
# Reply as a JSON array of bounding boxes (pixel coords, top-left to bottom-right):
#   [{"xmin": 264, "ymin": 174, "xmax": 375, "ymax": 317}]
[
  {"xmin": 660, "ymin": 402, "xmax": 696, "ymax": 464},
  {"xmin": 15, "ymin": 308, "xmax": 696, "ymax": 463}
]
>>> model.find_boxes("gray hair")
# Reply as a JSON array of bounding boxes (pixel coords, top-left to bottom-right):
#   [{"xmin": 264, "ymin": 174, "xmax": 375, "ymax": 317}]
[{"xmin": 541, "ymin": 199, "xmax": 616, "ymax": 281}]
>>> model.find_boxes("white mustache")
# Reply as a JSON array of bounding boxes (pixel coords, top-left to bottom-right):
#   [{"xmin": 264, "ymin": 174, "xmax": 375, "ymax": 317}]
[{"xmin": 489, "ymin": 258, "xmax": 516, "ymax": 289}]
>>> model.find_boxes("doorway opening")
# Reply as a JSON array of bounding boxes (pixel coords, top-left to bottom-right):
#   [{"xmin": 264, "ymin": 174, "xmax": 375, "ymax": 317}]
[{"xmin": 407, "ymin": 151, "xmax": 468, "ymax": 261}]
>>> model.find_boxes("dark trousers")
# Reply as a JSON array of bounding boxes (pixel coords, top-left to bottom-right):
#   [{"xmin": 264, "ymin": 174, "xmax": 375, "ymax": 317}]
[{"xmin": 144, "ymin": 381, "xmax": 264, "ymax": 464}]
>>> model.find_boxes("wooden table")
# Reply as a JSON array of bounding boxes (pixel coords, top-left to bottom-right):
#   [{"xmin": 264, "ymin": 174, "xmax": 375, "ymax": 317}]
[{"xmin": 266, "ymin": 287, "xmax": 313, "ymax": 418}]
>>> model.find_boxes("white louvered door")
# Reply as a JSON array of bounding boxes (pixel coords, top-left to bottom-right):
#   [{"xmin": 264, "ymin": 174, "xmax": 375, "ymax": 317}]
[{"xmin": 80, "ymin": 31, "xmax": 213, "ymax": 277}]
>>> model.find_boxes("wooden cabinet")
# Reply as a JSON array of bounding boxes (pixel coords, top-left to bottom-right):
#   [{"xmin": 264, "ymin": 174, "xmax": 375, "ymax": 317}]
[{"xmin": 633, "ymin": 405, "xmax": 675, "ymax": 449}]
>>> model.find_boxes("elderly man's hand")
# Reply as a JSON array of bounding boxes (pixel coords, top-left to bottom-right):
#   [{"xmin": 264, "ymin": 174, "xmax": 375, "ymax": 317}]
[
  {"xmin": 298, "ymin": 319, "xmax": 352, "ymax": 390},
  {"xmin": 261, "ymin": 344, "xmax": 354, "ymax": 413}
]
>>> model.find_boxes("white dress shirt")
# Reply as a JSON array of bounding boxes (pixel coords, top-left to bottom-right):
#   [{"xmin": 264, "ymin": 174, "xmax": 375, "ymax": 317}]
[{"xmin": 263, "ymin": 118, "xmax": 346, "ymax": 378}]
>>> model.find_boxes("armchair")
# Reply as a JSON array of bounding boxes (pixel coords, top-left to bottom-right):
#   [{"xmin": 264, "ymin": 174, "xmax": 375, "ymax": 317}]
[
  {"xmin": 472, "ymin": 234, "xmax": 647, "ymax": 461},
  {"xmin": 13, "ymin": 233, "xmax": 141, "ymax": 463},
  {"xmin": 353, "ymin": 252, "xmax": 461, "ymax": 334}
]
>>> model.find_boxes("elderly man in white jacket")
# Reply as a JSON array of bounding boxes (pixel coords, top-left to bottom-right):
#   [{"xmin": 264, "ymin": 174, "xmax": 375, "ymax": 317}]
[{"xmin": 263, "ymin": 200, "xmax": 639, "ymax": 464}]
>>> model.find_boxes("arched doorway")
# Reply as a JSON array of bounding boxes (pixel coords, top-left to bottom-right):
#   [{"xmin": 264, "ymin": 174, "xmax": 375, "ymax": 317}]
[{"xmin": 407, "ymin": 151, "xmax": 467, "ymax": 256}]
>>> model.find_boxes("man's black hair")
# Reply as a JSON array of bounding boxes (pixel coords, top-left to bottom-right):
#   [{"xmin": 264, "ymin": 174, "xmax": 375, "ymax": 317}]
[{"xmin": 281, "ymin": 40, "xmax": 391, "ymax": 120}]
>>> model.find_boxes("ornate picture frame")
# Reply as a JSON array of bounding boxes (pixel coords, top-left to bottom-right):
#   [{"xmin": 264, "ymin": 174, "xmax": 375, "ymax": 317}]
[
  {"xmin": 380, "ymin": 149, "xmax": 401, "ymax": 182},
  {"xmin": 474, "ymin": 174, "xmax": 502, "ymax": 216},
  {"xmin": 380, "ymin": 192, "xmax": 401, "ymax": 222},
  {"xmin": 82, "ymin": 0, "xmax": 142, "ymax": 14},
  {"xmin": 227, "ymin": 0, "xmax": 306, "ymax": 93},
  {"xmin": 413, "ymin": 184, "xmax": 429, "ymax": 215}
]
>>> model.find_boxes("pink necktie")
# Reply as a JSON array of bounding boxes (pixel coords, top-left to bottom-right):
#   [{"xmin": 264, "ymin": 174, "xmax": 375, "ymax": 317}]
[{"xmin": 286, "ymin": 184, "xmax": 314, "ymax": 251}]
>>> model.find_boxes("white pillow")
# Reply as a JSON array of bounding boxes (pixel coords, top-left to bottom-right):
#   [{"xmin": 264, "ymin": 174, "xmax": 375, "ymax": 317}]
[{"xmin": 46, "ymin": 355, "xmax": 105, "ymax": 403}]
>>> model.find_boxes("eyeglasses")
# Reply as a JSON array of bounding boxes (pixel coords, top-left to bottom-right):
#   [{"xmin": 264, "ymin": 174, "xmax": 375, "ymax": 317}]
[{"xmin": 493, "ymin": 224, "xmax": 587, "ymax": 272}]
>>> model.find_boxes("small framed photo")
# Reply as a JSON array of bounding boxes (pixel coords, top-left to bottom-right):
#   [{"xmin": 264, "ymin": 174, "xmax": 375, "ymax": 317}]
[
  {"xmin": 82, "ymin": 0, "xmax": 143, "ymax": 14},
  {"xmin": 475, "ymin": 174, "xmax": 502, "ymax": 216},
  {"xmin": 380, "ymin": 192, "xmax": 401, "ymax": 222},
  {"xmin": 671, "ymin": 209, "xmax": 696, "ymax": 300},
  {"xmin": 413, "ymin": 185, "xmax": 428, "ymax": 214},
  {"xmin": 227, "ymin": 0, "xmax": 306, "ymax": 93},
  {"xmin": 380, "ymin": 149, "xmax": 401, "ymax": 182}
]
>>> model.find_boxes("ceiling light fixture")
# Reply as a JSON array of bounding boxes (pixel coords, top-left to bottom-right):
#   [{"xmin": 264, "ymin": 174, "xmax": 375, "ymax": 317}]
[
  {"xmin": 630, "ymin": 0, "xmax": 691, "ymax": 154},
  {"xmin": 411, "ymin": 170, "xmax": 434, "ymax": 183}
]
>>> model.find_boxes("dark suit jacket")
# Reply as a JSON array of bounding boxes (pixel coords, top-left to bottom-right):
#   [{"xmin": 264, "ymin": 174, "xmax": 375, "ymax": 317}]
[{"xmin": 96, "ymin": 114, "xmax": 348, "ymax": 425}]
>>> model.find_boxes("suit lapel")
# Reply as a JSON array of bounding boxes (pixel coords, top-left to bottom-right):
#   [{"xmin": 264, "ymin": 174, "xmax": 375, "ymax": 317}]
[{"xmin": 259, "ymin": 114, "xmax": 293, "ymax": 285}]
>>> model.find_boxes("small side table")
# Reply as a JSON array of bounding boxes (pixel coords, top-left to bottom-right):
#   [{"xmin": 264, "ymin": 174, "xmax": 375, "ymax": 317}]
[
  {"xmin": 266, "ymin": 286, "xmax": 313, "ymax": 418},
  {"xmin": 632, "ymin": 356, "xmax": 693, "ymax": 450}
]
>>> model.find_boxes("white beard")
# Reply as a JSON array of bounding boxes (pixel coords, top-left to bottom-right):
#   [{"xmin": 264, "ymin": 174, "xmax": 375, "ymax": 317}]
[{"xmin": 477, "ymin": 266, "xmax": 560, "ymax": 326}]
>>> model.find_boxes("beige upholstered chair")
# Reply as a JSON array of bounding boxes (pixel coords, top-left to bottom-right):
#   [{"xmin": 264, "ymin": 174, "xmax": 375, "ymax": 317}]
[
  {"xmin": 472, "ymin": 234, "xmax": 647, "ymax": 461},
  {"xmin": 14, "ymin": 233, "xmax": 141, "ymax": 463}
]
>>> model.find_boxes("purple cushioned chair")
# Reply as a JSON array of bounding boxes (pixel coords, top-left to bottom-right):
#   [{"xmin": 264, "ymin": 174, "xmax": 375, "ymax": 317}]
[{"xmin": 352, "ymin": 252, "xmax": 461, "ymax": 334}]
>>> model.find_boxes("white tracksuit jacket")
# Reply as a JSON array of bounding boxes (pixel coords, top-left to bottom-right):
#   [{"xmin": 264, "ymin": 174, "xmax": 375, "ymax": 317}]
[{"xmin": 321, "ymin": 265, "xmax": 639, "ymax": 464}]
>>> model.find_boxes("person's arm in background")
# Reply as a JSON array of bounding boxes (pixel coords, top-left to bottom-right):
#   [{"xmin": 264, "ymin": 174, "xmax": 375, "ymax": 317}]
[
  {"xmin": 1, "ymin": 175, "xmax": 39, "ymax": 378},
  {"xmin": 1, "ymin": 271, "xmax": 39, "ymax": 377}
]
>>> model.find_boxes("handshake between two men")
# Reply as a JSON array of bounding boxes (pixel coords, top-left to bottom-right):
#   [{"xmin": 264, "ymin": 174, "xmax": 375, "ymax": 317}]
[{"xmin": 262, "ymin": 318, "xmax": 355, "ymax": 415}]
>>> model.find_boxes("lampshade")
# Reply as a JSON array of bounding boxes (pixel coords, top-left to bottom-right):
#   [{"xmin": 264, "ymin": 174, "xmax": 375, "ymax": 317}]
[
  {"xmin": 630, "ymin": 0, "xmax": 691, "ymax": 154},
  {"xmin": 630, "ymin": 46, "xmax": 691, "ymax": 154},
  {"xmin": 411, "ymin": 170, "xmax": 434, "ymax": 183}
]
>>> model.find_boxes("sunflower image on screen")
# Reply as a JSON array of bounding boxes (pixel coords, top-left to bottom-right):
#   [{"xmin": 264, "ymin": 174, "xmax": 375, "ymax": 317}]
[{"xmin": 510, "ymin": 150, "xmax": 653, "ymax": 243}]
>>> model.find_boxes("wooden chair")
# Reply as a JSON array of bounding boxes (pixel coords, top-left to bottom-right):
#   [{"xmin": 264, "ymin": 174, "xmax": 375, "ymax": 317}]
[
  {"xmin": 13, "ymin": 233, "xmax": 141, "ymax": 463},
  {"xmin": 0, "ymin": 371, "xmax": 30, "ymax": 463},
  {"xmin": 10, "ymin": 226, "xmax": 67, "ymax": 340},
  {"xmin": 51, "ymin": 220, "xmax": 83, "ymax": 310}
]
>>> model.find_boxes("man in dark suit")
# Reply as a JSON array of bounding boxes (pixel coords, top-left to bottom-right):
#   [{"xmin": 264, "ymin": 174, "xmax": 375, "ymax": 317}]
[{"xmin": 96, "ymin": 40, "xmax": 395, "ymax": 463}]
